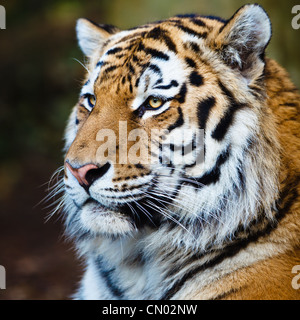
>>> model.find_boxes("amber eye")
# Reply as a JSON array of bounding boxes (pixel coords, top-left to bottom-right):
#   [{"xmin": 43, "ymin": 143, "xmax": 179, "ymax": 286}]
[
  {"xmin": 87, "ymin": 94, "xmax": 96, "ymax": 109},
  {"xmin": 148, "ymin": 97, "xmax": 163, "ymax": 109}
]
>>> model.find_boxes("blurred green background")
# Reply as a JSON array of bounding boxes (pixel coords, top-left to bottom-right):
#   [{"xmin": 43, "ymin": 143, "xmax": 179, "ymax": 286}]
[{"xmin": 0, "ymin": 0, "xmax": 299, "ymax": 299}]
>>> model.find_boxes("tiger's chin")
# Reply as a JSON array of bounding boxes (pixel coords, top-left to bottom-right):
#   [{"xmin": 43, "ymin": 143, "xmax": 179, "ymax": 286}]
[{"xmin": 80, "ymin": 200, "xmax": 137, "ymax": 237}]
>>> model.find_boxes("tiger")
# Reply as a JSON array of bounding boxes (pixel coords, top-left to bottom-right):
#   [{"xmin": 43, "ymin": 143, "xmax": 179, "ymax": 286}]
[{"xmin": 61, "ymin": 4, "xmax": 300, "ymax": 299}]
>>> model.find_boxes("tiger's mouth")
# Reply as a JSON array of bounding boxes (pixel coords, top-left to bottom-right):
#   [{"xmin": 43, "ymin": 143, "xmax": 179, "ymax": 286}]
[
  {"xmin": 68, "ymin": 171, "xmax": 182, "ymax": 237},
  {"xmin": 78, "ymin": 175, "xmax": 182, "ymax": 236},
  {"xmin": 80, "ymin": 199, "xmax": 137, "ymax": 236},
  {"xmin": 83, "ymin": 198, "xmax": 117, "ymax": 214},
  {"xmin": 81, "ymin": 190, "xmax": 164, "ymax": 230}
]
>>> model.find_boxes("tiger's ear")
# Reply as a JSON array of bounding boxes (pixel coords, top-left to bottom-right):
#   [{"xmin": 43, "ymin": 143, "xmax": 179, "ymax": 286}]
[
  {"xmin": 214, "ymin": 4, "xmax": 271, "ymax": 80},
  {"xmin": 76, "ymin": 18, "xmax": 119, "ymax": 57}
]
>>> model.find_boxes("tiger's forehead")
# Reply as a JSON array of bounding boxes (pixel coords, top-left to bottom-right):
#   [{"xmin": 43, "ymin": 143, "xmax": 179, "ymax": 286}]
[{"xmin": 81, "ymin": 15, "xmax": 225, "ymax": 96}]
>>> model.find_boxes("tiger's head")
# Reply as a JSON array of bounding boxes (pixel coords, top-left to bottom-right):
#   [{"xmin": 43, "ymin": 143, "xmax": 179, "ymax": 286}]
[{"xmin": 63, "ymin": 4, "xmax": 279, "ymax": 251}]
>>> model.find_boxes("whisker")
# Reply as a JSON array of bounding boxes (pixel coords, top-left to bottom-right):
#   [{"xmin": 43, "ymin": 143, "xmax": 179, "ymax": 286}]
[
  {"xmin": 144, "ymin": 200, "xmax": 194, "ymax": 237},
  {"xmin": 71, "ymin": 58, "xmax": 91, "ymax": 75},
  {"xmin": 45, "ymin": 195, "xmax": 66, "ymax": 222},
  {"xmin": 149, "ymin": 176, "xmax": 227, "ymax": 225}
]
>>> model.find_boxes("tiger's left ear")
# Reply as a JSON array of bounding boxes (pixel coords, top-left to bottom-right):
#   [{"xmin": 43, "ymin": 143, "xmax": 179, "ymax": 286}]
[
  {"xmin": 214, "ymin": 4, "xmax": 271, "ymax": 80},
  {"xmin": 76, "ymin": 18, "xmax": 120, "ymax": 57}
]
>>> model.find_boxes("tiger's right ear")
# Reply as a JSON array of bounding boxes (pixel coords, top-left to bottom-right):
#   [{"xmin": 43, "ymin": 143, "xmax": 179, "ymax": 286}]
[{"xmin": 76, "ymin": 19, "xmax": 119, "ymax": 57}]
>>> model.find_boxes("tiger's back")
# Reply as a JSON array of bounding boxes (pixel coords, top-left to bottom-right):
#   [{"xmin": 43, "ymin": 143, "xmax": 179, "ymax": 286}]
[{"xmin": 61, "ymin": 4, "xmax": 300, "ymax": 299}]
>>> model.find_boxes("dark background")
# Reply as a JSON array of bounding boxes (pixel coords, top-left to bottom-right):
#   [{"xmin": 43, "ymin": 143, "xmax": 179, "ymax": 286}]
[{"xmin": 0, "ymin": 0, "xmax": 299, "ymax": 299}]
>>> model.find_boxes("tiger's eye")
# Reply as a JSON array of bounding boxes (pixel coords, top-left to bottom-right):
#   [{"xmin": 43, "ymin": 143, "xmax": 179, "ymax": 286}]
[
  {"xmin": 87, "ymin": 95, "xmax": 96, "ymax": 108},
  {"xmin": 148, "ymin": 97, "xmax": 163, "ymax": 109}
]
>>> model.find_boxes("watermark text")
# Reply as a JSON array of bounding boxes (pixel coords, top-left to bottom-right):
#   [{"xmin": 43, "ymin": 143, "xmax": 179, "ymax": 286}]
[
  {"xmin": 94, "ymin": 122, "xmax": 204, "ymax": 166},
  {"xmin": 0, "ymin": 265, "xmax": 5, "ymax": 289},
  {"xmin": 292, "ymin": 5, "xmax": 300, "ymax": 30},
  {"xmin": 292, "ymin": 265, "xmax": 300, "ymax": 290},
  {"xmin": 0, "ymin": 5, "xmax": 5, "ymax": 29}
]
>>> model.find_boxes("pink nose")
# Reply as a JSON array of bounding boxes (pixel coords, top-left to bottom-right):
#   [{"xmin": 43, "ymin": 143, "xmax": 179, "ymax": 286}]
[
  {"xmin": 66, "ymin": 162, "xmax": 99, "ymax": 186},
  {"xmin": 65, "ymin": 162, "xmax": 111, "ymax": 189}
]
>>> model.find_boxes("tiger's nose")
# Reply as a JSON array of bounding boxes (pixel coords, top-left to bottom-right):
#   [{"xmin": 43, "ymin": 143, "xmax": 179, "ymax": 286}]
[{"xmin": 65, "ymin": 162, "xmax": 111, "ymax": 189}]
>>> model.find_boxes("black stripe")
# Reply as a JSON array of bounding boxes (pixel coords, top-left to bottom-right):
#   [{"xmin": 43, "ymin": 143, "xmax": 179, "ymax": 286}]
[
  {"xmin": 148, "ymin": 64, "xmax": 162, "ymax": 76},
  {"xmin": 189, "ymin": 42, "xmax": 201, "ymax": 53},
  {"xmin": 103, "ymin": 65, "xmax": 117, "ymax": 74},
  {"xmin": 168, "ymin": 107, "xmax": 184, "ymax": 132},
  {"xmin": 190, "ymin": 18, "xmax": 206, "ymax": 27},
  {"xmin": 175, "ymin": 83, "xmax": 187, "ymax": 103},
  {"xmin": 189, "ymin": 71, "xmax": 204, "ymax": 86},
  {"xmin": 135, "ymin": 163, "xmax": 145, "ymax": 169},
  {"xmin": 211, "ymin": 102, "xmax": 243, "ymax": 141},
  {"xmin": 95, "ymin": 23, "xmax": 119, "ymax": 34},
  {"xmin": 135, "ymin": 78, "xmax": 140, "ymax": 88},
  {"xmin": 278, "ymin": 102, "xmax": 298, "ymax": 107},
  {"xmin": 132, "ymin": 54, "xmax": 139, "ymax": 62},
  {"xmin": 127, "ymin": 62, "xmax": 135, "ymax": 74},
  {"xmin": 138, "ymin": 43, "xmax": 169, "ymax": 61},
  {"xmin": 175, "ymin": 14, "xmax": 199, "ymax": 19},
  {"xmin": 174, "ymin": 23, "xmax": 207, "ymax": 38},
  {"xmin": 183, "ymin": 149, "xmax": 204, "ymax": 168},
  {"xmin": 183, "ymin": 146, "xmax": 230, "ymax": 185},
  {"xmin": 104, "ymin": 183, "xmax": 149, "ymax": 192},
  {"xmin": 115, "ymin": 53, "xmax": 125, "ymax": 59},
  {"xmin": 169, "ymin": 139, "xmax": 196, "ymax": 155},
  {"xmin": 146, "ymin": 26, "xmax": 177, "ymax": 53},
  {"xmin": 96, "ymin": 61, "xmax": 106, "ymax": 67},
  {"xmin": 236, "ymin": 161, "xmax": 246, "ymax": 192},
  {"xmin": 217, "ymin": 80, "xmax": 235, "ymax": 100},
  {"xmin": 196, "ymin": 146, "xmax": 230, "ymax": 186},
  {"xmin": 100, "ymin": 192, "xmax": 144, "ymax": 200},
  {"xmin": 212, "ymin": 288, "xmax": 240, "ymax": 300},
  {"xmin": 146, "ymin": 48, "xmax": 169, "ymax": 61},
  {"xmin": 276, "ymin": 175, "xmax": 299, "ymax": 218},
  {"xmin": 211, "ymin": 81, "xmax": 246, "ymax": 141},
  {"xmin": 154, "ymin": 79, "xmax": 163, "ymax": 86},
  {"xmin": 169, "ymin": 144, "xmax": 175, "ymax": 152},
  {"xmin": 197, "ymin": 96, "xmax": 216, "ymax": 130},
  {"xmin": 106, "ymin": 47, "xmax": 123, "ymax": 55},
  {"xmin": 95, "ymin": 256, "xmax": 124, "ymax": 299},
  {"xmin": 185, "ymin": 57, "xmax": 197, "ymax": 68},
  {"xmin": 154, "ymin": 80, "xmax": 179, "ymax": 90},
  {"xmin": 161, "ymin": 34, "xmax": 177, "ymax": 53}
]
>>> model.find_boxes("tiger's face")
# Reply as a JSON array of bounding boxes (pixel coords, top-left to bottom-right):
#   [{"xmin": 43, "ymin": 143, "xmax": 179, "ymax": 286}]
[{"xmin": 64, "ymin": 5, "xmax": 278, "ymax": 242}]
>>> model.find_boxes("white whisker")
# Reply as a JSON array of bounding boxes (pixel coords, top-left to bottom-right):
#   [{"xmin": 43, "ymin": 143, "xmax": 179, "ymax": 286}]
[{"xmin": 71, "ymin": 58, "xmax": 91, "ymax": 75}]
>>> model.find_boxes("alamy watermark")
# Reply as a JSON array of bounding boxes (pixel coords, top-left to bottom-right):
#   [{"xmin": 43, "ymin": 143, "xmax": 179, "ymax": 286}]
[
  {"xmin": 93, "ymin": 122, "xmax": 204, "ymax": 166},
  {"xmin": 292, "ymin": 265, "xmax": 300, "ymax": 290},
  {"xmin": 0, "ymin": 265, "xmax": 5, "ymax": 289},
  {"xmin": 0, "ymin": 5, "xmax": 5, "ymax": 29},
  {"xmin": 292, "ymin": 5, "xmax": 300, "ymax": 29}
]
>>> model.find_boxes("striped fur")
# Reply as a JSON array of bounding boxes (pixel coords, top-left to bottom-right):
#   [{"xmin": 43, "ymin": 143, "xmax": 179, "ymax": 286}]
[{"xmin": 60, "ymin": 4, "xmax": 300, "ymax": 299}]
